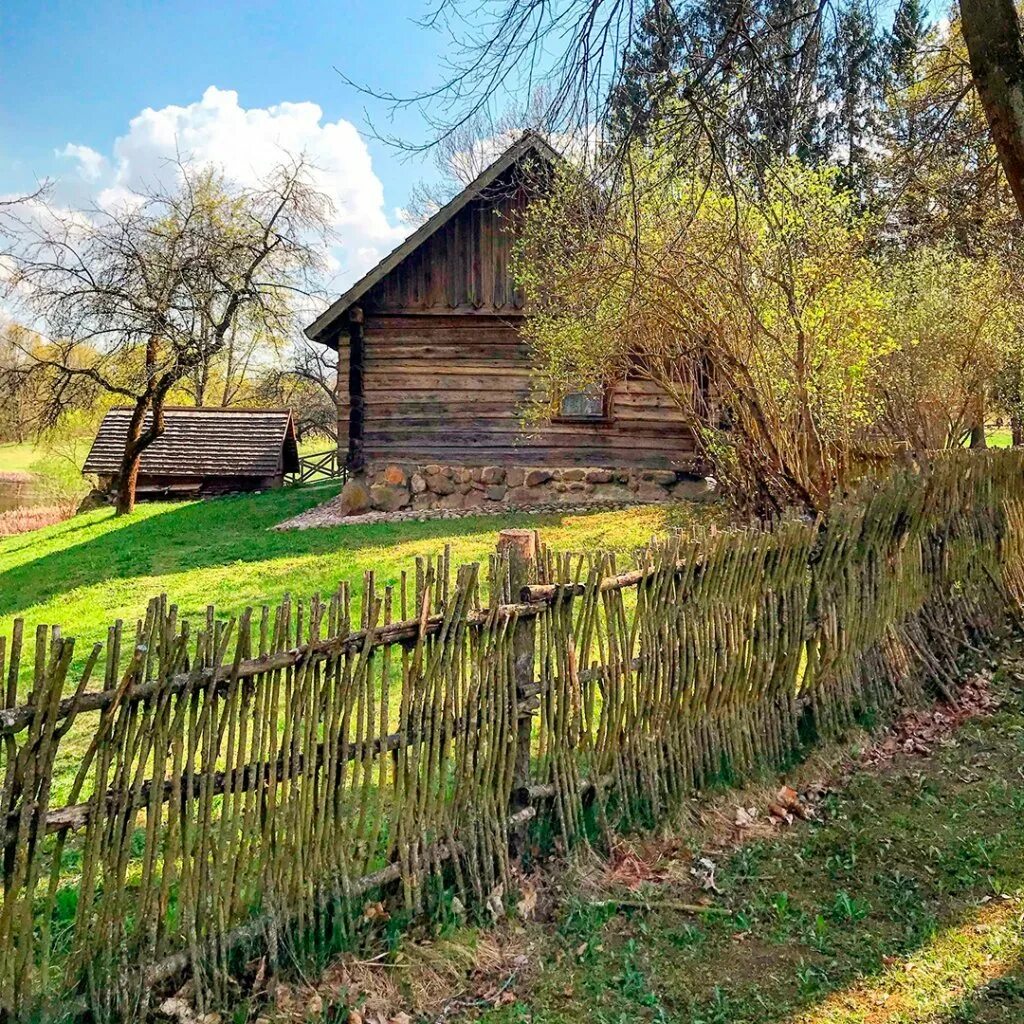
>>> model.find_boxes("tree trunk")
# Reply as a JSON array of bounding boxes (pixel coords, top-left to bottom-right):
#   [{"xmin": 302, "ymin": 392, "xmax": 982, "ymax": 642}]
[
  {"xmin": 1013, "ymin": 414, "xmax": 1024, "ymax": 446},
  {"xmin": 115, "ymin": 398, "xmax": 150, "ymax": 515},
  {"xmin": 960, "ymin": 0, "xmax": 1024, "ymax": 218},
  {"xmin": 114, "ymin": 387, "xmax": 172, "ymax": 515},
  {"xmin": 968, "ymin": 387, "xmax": 988, "ymax": 449}
]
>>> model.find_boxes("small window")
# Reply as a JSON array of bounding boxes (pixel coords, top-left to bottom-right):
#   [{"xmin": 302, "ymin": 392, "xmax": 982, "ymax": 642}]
[{"xmin": 558, "ymin": 384, "xmax": 608, "ymax": 421}]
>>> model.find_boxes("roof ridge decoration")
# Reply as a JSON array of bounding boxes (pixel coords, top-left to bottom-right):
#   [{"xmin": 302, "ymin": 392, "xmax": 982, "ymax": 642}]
[{"xmin": 304, "ymin": 131, "xmax": 561, "ymax": 343}]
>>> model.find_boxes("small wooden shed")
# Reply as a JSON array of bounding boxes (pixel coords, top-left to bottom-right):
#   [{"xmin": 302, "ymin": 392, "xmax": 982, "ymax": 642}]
[{"xmin": 83, "ymin": 407, "xmax": 300, "ymax": 500}]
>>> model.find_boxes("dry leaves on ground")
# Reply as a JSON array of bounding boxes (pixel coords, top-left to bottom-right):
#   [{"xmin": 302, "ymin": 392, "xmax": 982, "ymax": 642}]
[{"xmin": 859, "ymin": 672, "xmax": 998, "ymax": 769}]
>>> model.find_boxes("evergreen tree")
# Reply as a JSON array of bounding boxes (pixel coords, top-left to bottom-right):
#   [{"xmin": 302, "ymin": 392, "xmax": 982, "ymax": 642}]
[
  {"xmin": 888, "ymin": 0, "xmax": 929, "ymax": 88},
  {"xmin": 825, "ymin": 0, "xmax": 884, "ymax": 200},
  {"xmin": 742, "ymin": 0, "xmax": 830, "ymax": 164},
  {"xmin": 608, "ymin": 0, "xmax": 686, "ymax": 144}
]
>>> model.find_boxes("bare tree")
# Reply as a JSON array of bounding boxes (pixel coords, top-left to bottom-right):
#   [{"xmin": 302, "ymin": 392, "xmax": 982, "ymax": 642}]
[
  {"xmin": 259, "ymin": 337, "xmax": 339, "ymax": 443},
  {"xmin": 0, "ymin": 160, "xmax": 331, "ymax": 514},
  {"xmin": 352, "ymin": 0, "xmax": 841, "ymax": 183},
  {"xmin": 0, "ymin": 326, "xmax": 40, "ymax": 443},
  {"xmin": 402, "ymin": 101, "xmax": 551, "ymax": 224}
]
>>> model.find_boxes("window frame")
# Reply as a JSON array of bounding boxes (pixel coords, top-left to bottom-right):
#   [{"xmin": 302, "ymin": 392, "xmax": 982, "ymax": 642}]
[{"xmin": 552, "ymin": 382, "xmax": 613, "ymax": 424}]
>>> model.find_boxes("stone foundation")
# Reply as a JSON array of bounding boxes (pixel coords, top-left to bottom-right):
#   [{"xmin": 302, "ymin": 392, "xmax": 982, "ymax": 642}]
[{"xmin": 353, "ymin": 463, "xmax": 715, "ymax": 514}]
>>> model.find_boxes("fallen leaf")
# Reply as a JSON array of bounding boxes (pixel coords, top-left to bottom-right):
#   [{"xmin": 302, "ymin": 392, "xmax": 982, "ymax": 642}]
[
  {"xmin": 159, "ymin": 999, "xmax": 191, "ymax": 1022},
  {"xmin": 486, "ymin": 884, "xmax": 505, "ymax": 923},
  {"xmin": 517, "ymin": 883, "xmax": 538, "ymax": 921},
  {"xmin": 777, "ymin": 785, "xmax": 800, "ymax": 809},
  {"xmin": 734, "ymin": 806, "xmax": 757, "ymax": 828},
  {"xmin": 362, "ymin": 901, "xmax": 389, "ymax": 923}
]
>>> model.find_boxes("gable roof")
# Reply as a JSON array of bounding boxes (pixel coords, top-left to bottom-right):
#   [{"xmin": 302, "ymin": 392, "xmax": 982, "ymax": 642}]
[
  {"xmin": 83, "ymin": 407, "xmax": 300, "ymax": 478},
  {"xmin": 305, "ymin": 132, "xmax": 560, "ymax": 343}
]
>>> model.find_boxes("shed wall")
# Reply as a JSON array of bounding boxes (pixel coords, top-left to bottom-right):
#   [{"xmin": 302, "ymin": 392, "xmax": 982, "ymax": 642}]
[{"xmin": 339, "ymin": 313, "xmax": 696, "ymax": 470}]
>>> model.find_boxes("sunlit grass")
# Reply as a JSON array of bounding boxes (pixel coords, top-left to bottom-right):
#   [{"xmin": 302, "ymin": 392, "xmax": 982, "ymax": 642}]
[
  {"xmin": 0, "ymin": 483, "xmax": 722, "ymax": 688},
  {"xmin": 795, "ymin": 895, "xmax": 1023, "ymax": 1023},
  {"xmin": 0, "ymin": 441, "xmax": 40, "ymax": 474},
  {"xmin": 988, "ymin": 427, "xmax": 1014, "ymax": 450}
]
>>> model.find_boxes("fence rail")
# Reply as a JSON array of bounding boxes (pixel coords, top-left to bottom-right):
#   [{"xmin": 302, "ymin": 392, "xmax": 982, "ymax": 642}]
[
  {"xmin": 4, "ymin": 451, "xmax": 1024, "ymax": 1021},
  {"xmin": 289, "ymin": 447, "xmax": 348, "ymax": 485}
]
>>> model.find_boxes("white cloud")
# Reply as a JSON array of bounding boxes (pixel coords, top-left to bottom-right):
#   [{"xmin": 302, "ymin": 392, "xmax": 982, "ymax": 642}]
[
  {"xmin": 56, "ymin": 143, "xmax": 107, "ymax": 182},
  {"xmin": 59, "ymin": 87, "xmax": 405, "ymax": 290}
]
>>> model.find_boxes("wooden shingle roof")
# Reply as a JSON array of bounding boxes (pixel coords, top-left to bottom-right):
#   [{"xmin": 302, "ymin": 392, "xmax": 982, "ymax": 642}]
[{"xmin": 83, "ymin": 407, "xmax": 300, "ymax": 478}]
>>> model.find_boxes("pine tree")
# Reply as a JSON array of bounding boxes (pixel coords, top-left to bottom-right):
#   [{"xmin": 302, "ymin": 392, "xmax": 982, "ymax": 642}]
[
  {"xmin": 728, "ymin": 0, "xmax": 831, "ymax": 169},
  {"xmin": 608, "ymin": 0, "xmax": 686, "ymax": 144},
  {"xmin": 825, "ymin": 0, "xmax": 884, "ymax": 200},
  {"xmin": 888, "ymin": 0, "xmax": 929, "ymax": 88}
]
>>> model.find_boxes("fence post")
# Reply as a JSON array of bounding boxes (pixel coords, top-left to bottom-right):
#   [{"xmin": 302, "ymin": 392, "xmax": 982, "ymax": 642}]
[{"xmin": 497, "ymin": 528, "xmax": 539, "ymax": 823}]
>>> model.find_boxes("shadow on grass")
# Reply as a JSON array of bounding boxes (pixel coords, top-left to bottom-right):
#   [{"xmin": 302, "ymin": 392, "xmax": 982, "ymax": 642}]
[{"xmin": 0, "ymin": 483, "xmax": 617, "ymax": 621}]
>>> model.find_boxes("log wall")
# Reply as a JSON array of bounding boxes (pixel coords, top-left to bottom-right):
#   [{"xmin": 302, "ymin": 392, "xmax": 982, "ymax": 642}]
[{"xmin": 334, "ymin": 313, "xmax": 697, "ymax": 469}]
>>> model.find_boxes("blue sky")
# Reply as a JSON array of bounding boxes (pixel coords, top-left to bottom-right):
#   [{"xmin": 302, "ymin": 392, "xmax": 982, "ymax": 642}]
[
  {"xmin": 1, "ymin": 0, "xmax": 945, "ymax": 291},
  {"xmin": 0, "ymin": 1, "xmax": 455, "ymax": 289}
]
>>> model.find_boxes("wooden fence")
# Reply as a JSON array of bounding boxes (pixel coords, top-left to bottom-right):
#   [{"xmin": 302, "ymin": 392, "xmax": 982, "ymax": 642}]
[
  {"xmin": 4, "ymin": 451, "xmax": 1024, "ymax": 1021},
  {"xmin": 288, "ymin": 448, "xmax": 348, "ymax": 485}
]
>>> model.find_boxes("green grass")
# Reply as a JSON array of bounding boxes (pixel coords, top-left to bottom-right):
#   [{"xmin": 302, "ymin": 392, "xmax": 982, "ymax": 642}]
[
  {"xmin": 474, "ymin": 668, "xmax": 1024, "ymax": 1024},
  {"xmin": 0, "ymin": 441, "xmax": 42, "ymax": 474},
  {"xmin": 0, "ymin": 437, "xmax": 92, "ymax": 506},
  {"xmin": 988, "ymin": 427, "xmax": 1014, "ymax": 450},
  {"xmin": 0, "ymin": 483, "xmax": 716, "ymax": 684}
]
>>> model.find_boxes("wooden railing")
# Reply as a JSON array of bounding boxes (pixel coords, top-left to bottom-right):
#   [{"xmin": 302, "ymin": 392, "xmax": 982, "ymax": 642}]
[{"xmin": 289, "ymin": 447, "xmax": 348, "ymax": 484}]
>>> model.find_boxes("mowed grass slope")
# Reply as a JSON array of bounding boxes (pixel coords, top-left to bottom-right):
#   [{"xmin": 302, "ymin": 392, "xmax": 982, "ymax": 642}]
[{"xmin": 0, "ymin": 483, "xmax": 715, "ymax": 687}]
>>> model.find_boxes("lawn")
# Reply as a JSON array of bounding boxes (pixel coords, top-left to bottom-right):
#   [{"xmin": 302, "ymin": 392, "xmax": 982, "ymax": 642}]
[
  {"xmin": 988, "ymin": 427, "xmax": 1014, "ymax": 449},
  {"xmin": 0, "ymin": 482, "xmax": 717, "ymax": 684},
  {"xmin": 0, "ymin": 435, "xmax": 93, "ymax": 507},
  {"xmin": 466, "ymin": 666, "xmax": 1024, "ymax": 1024},
  {"xmin": 0, "ymin": 440, "xmax": 42, "ymax": 475}
]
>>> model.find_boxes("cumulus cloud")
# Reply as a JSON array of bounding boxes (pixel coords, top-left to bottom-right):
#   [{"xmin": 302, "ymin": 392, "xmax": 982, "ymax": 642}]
[
  {"xmin": 56, "ymin": 143, "xmax": 107, "ymax": 182},
  {"xmin": 58, "ymin": 87, "xmax": 405, "ymax": 289}
]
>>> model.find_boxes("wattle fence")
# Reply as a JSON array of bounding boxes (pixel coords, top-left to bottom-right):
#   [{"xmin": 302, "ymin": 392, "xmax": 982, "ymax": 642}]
[{"xmin": 4, "ymin": 451, "xmax": 1024, "ymax": 1021}]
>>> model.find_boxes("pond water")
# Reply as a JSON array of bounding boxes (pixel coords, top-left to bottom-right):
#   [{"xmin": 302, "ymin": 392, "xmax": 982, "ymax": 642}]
[{"xmin": 0, "ymin": 477, "xmax": 45, "ymax": 513}]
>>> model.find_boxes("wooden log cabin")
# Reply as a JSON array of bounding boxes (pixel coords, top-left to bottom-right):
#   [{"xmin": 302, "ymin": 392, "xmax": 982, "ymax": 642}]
[{"xmin": 305, "ymin": 134, "xmax": 707, "ymax": 512}]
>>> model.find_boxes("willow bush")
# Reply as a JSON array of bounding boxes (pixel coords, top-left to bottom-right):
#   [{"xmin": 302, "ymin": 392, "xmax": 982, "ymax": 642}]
[{"xmin": 513, "ymin": 143, "xmax": 1024, "ymax": 518}]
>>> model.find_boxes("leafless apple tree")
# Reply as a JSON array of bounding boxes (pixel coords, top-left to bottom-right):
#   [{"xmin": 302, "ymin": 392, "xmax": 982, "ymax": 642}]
[{"xmin": 0, "ymin": 160, "xmax": 332, "ymax": 513}]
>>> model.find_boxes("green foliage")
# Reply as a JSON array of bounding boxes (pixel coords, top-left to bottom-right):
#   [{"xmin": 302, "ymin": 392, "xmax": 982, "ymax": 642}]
[
  {"xmin": 516, "ymin": 151, "xmax": 896, "ymax": 515},
  {"xmin": 878, "ymin": 244, "xmax": 1020, "ymax": 448}
]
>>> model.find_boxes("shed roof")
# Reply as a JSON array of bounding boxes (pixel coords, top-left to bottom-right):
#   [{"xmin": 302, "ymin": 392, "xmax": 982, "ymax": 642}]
[
  {"xmin": 83, "ymin": 407, "xmax": 300, "ymax": 478},
  {"xmin": 305, "ymin": 132, "xmax": 560, "ymax": 343}
]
